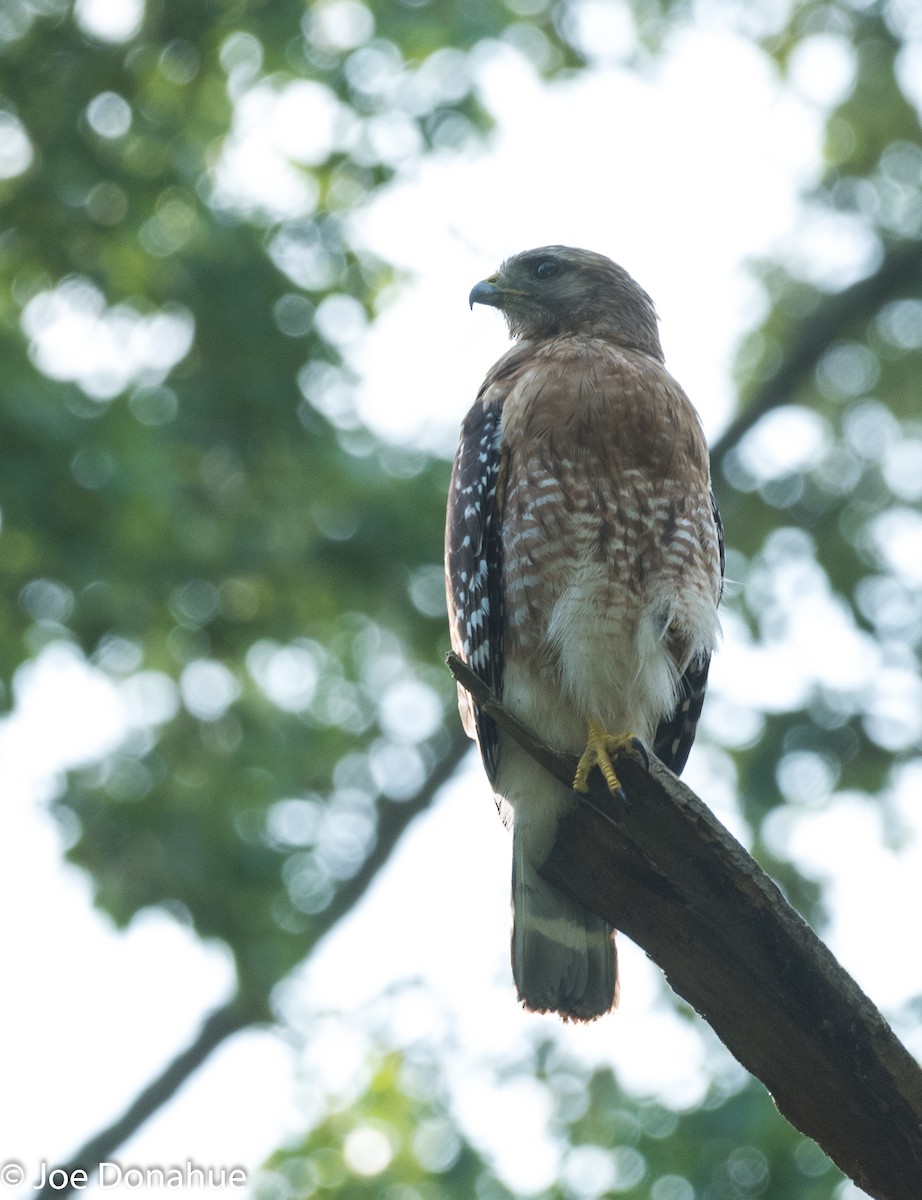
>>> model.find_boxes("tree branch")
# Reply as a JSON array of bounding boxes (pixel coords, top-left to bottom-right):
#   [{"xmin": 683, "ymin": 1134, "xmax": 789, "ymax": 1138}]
[
  {"xmin": 33, "ymin": 1002, "xmax": 255, "ymax": 1200},
  {"xmin": 710, "ymin": 237, "xmax": 922, "ymax": 478},
  {"xmin": 446, "ymin": 652, "xmax": 922, "ymax": 1200},
  {"xmin": 34, "ymin": 725, "xmax": 470, "ymax": 1200}
]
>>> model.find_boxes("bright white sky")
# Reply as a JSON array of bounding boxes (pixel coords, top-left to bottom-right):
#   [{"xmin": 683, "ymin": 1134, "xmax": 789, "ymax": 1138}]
[{"xmin": 2, "ymin": 9, "xmax": 919, "ymax": 1200}]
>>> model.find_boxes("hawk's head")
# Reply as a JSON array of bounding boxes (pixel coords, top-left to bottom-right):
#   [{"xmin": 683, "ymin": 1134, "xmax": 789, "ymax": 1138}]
[{"xmin": 469, "ymin": 245, "xmax": 662, "ymax": 360}]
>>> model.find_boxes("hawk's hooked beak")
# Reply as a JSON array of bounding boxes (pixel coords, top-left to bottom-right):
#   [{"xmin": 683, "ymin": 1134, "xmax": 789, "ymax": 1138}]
[{"xmin": 469, "ymin": 276, "xmax": 504, "ymax": 310}]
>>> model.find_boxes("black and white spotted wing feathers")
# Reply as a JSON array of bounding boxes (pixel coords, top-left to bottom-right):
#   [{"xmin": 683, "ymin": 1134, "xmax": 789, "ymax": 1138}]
[{"xmin": 445, "ymin": 396, "xmax": 505, "ymax": 784}]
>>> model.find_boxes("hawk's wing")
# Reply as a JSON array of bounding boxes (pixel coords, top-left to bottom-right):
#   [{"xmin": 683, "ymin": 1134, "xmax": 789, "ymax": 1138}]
[
  {"xmin": 445, "ymin": 391, "xmax": 506, "ymax": 785},
  {"xmin": 653, "ymin": 490, "xmax": 725, "ymax": 774}
]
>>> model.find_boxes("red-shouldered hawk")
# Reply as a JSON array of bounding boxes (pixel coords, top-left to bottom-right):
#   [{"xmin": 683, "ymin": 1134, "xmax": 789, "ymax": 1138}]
[{"xmin": 445, "ymin": 246, "xmax": 724, "ymax": 1021}]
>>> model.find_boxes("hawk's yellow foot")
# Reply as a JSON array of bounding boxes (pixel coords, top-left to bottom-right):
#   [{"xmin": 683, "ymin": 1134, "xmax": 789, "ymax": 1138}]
[{"xmin": 573, "ymin": 720, "xmax": 649, "ymax": 797}]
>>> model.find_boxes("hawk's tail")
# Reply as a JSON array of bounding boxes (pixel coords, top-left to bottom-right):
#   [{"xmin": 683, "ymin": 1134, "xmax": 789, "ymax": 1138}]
[{"xmin": 511, "ymin": 826, "xmax": 618, "ymax": 1021}]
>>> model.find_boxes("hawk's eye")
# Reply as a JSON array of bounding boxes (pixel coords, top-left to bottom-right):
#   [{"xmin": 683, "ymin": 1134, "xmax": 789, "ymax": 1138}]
[{"xmin": 533, "ymin": 259, "xmax": 560, "ymax": 281}]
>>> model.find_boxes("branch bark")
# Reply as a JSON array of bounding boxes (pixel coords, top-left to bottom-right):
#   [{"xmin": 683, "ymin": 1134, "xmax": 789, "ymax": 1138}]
[{"xmin": 446, "ymin": 652, "xmax": 922, "ymax": 1200}]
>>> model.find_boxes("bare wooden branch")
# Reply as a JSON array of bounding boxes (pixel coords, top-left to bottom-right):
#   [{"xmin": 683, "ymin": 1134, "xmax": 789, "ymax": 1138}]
[{"xmin": 446, "ymin": 651, "xmax": 922, "ymax": 1200}]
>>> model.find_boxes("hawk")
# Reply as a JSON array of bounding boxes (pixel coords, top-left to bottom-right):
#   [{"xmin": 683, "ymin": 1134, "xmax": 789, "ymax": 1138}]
[{"xmin": 445, "ymin": 246, "xmax": 723, "ymax": 1021}]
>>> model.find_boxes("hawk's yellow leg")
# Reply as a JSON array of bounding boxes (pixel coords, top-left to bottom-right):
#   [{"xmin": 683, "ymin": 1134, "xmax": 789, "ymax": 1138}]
[{"xmin": 573, "ymin": 719, "xmax": 648, "ymax": 796}]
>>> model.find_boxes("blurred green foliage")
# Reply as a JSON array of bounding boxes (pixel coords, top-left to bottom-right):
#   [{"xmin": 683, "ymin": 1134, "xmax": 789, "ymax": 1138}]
[
  {"xmin": 0, "ymin": 0, "xmax": 528, "ymax": 1001},
  {"xmin": 718, "ymin": 2, "xmax": 922, "ymax": 921},
  {"xmin": 258, "ymin": 1033, "xmax": 838, "ymax": 1200},
  {"xmin": 2, "ymin": 0, "xmax": 921, "ymax": 1195}
]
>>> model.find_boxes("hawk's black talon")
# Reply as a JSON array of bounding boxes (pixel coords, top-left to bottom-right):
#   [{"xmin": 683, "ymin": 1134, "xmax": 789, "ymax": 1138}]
[{"xmin": 630, "ymin": 737, "xmax": 650, "ymax": 771}]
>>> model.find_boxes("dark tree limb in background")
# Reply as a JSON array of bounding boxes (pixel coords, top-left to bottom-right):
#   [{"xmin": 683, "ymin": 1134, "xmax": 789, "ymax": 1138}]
[
  {"xmin": 447, "ymin": 652, "xmax": 922, "ymax": 1200},
  {"xmin": 33, "ymin": 1003, "xmax": 255, "ymax": 1200},
  {"xmin": 709, "ymin": 237, "xmax": 922, "ymax": 477},
  {"xmin": 33, "ymin": 727, "xmax": 470, "ymax": 1200}
]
